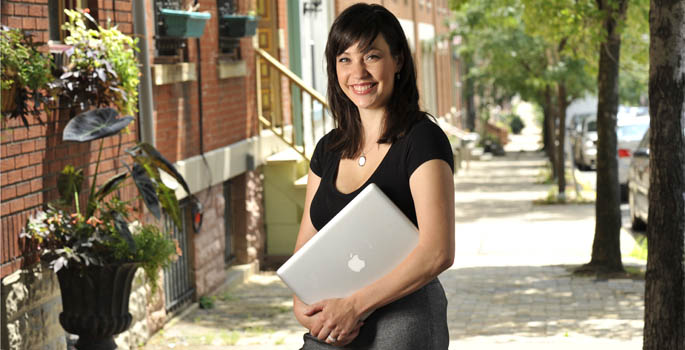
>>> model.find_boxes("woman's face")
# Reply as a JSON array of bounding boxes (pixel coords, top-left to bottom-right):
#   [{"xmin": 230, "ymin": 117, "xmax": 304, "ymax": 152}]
[{"xmin": 336, "ymin": 35, "xmax": 400, "ymax": 113}]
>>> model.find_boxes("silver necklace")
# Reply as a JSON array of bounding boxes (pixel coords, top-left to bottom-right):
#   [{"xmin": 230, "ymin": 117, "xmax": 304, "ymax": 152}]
[{"xmin": 358, "ymin": 144, "xmax": 376, "ymax": 167}]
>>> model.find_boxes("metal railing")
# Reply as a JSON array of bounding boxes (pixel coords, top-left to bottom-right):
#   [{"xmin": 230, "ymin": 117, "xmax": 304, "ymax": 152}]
[
  {"xmin": 163, "ymin": 200, "xmax": 194, "ymax": 312},
  {"xmin": 254, "ymin": 45, "xmax": 332, "ymax": 161}
]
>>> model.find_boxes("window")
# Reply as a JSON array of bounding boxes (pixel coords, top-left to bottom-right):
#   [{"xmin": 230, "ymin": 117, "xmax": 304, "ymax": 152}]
[
  {"xmin": 48, "ymin": 0, "xmax": 97, "ymax": 42},
  {"xmin": 217, "ymin": 0, "xmax": 241, "ymax": 59},
  {"xmin": 154, "ymin": 0, "xmax": 186, "ymax": 58}
]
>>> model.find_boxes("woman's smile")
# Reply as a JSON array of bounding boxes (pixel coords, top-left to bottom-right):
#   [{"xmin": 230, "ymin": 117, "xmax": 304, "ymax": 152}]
[{"xmin": 350, "ymin": 82, "xmax": 378, "ymax": 95}]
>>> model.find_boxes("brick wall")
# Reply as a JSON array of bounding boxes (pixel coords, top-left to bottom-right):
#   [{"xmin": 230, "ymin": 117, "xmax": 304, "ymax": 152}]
[{"xmin": 1, "ymin": 0, "xmax": 138, "ymax": 278}]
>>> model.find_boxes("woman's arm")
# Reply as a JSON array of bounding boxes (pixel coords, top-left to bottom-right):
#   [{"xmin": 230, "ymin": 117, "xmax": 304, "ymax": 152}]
[{"xmin": 306, "ymin": 159, "xmax": 455, "ymax": 343}]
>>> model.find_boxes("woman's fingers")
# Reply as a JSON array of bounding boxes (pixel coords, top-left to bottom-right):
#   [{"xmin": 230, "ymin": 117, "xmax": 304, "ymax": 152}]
[{"xmin": 304, "ymin": 302, "xmax": 324, "ymax": 316}]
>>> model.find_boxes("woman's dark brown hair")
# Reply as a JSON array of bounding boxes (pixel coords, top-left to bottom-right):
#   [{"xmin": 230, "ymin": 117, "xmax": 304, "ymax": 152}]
[{"xmin": 325, "ymin": 3, "xmax": 425, "ymax": 158}]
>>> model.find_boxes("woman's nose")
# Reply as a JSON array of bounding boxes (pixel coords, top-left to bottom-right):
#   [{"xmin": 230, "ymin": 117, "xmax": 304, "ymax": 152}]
[{"xmin": 350, "ymin": 61, "xmax": 369, "ymax": 78}]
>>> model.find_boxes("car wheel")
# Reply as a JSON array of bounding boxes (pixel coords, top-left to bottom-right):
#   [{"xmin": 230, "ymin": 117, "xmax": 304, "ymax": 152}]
[{"xmin": 629, "ymin": 187, "xmax": 647, "ymax": 231}]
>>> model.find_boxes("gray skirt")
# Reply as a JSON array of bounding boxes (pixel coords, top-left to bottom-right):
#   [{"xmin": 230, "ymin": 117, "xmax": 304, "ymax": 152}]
[{"xmin": 300, "ymin": 278, "xmax": 448, "ymax": 350}]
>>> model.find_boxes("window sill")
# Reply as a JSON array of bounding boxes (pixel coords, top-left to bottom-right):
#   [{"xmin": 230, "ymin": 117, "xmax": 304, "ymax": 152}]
[
  {"xmin": 152, "ymin": 62, "xmax": 197, "ymax": 85},
  {"xmin": 218, "ymin": 60, "xmax": 247, "ymax": 79}
]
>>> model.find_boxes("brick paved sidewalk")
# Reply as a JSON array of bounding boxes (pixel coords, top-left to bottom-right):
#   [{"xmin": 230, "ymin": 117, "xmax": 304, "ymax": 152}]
[{"xmin": 140, "ymin": 151, "xmax": 646, "ymax": 350}]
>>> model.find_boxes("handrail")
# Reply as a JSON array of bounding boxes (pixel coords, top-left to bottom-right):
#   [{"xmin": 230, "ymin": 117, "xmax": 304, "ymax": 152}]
[
  {"xmin": 254, "ymin": 44, "xmax": 333, "ymax": 163},
  {"xmin": 254, "ymin": 47, "xmax": 329, "ymax": 108}
]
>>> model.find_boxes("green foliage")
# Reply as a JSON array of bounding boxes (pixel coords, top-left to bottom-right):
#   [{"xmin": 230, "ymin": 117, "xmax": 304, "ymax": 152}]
[
  {"xmin": 0, "ymin": 25, "xmax": 53, "ymax": 124},
  {"xmin": 199, "ymin": 295, "xmax": 216, "ymax": 309},
  {"xmin": 52, "ymin": 9, "xmax": 140, "ymax": 116},
  {"xmin": 21, "ymin": 107, "xmax": 193, "ymax": 291},
  {"xmin": 505, "ymin": 113, "xmax": 526, "ymax": 134},
  {"xmin": 113, "ymin": 224, "xmax": 177, "ymax": 293}
]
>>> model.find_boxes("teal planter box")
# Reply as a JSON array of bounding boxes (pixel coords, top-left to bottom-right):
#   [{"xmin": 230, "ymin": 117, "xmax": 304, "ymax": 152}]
[
  {"xmin": 160, "ymin": 8, "xmax": 211, "ymax": 38},
  {"xmin": 220, "ymin": 15, "xmax": 258, "ymax": 37}
]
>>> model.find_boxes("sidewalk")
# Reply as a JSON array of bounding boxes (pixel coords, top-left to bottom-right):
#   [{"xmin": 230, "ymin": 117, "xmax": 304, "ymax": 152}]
[{"xmin": 140, "ymin": 150, "xmax": 645, "ymax": 350}]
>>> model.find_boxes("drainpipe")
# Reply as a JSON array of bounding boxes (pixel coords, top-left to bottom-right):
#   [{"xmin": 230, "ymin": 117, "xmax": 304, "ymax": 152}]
[{"xmin": 133, "ymin": 0, "xmax": 156, "ymax": 146}]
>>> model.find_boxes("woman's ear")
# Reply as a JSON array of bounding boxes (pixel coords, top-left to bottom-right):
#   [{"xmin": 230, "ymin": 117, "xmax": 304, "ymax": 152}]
[{"xmin": 394, "ymin": 54, "xmax": 404, "ymax": 73}]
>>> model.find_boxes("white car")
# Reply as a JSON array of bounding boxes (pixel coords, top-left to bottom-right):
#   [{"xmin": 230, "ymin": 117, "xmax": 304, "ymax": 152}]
[
  {"xmin": 617, "ymin": 117, "xmax": 650, "ymax": 200},
  {"xmin": 574, "ymin": 115, "xmax": 597, "ymax": 169}
]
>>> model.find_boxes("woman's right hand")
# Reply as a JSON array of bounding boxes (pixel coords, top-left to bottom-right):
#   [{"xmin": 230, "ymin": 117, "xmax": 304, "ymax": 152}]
[{"xmin": 294, "ymin": 296, "xmax": 363, "ymax": 346}]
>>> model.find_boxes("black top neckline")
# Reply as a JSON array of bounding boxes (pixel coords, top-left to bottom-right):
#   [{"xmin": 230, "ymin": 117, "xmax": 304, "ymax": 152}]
[{"xmin": 331, "ymin": 142, "xmax": 397, "ymax": 196}]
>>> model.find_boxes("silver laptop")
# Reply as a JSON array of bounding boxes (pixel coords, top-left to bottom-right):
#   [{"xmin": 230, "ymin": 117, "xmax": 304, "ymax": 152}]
[{"xmin": 277, "ymin": 183, "xmax": 419, "ymax": 306}]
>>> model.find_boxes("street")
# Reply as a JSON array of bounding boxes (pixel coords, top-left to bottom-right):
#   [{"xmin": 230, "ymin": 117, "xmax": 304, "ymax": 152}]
[{"xmin": 140, "ymin": 138, "xmax": 646, "ymax": 350}]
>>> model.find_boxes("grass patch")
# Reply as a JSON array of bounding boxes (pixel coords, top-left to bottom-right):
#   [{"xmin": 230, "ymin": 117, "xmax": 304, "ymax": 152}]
[
  {"xmin": 219, "ymin": 291, "xmax": 238, "ymax": 302},
  {"xmin": 630, "ymin": 235, "xmax": 648, "ymax": 261},
  {"xmin": 534, "ymin": 187, "xmax": 595, "ymax": 205},
  {"xmin": 220, "ymin": 330, "xmax": 240, "ymax": 345}
]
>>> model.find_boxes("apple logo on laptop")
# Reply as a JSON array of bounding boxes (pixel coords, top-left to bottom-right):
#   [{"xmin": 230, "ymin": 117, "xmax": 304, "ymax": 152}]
[{"xmin": 347, "ymin": 254, "xmax": 366, "ymax": 272}]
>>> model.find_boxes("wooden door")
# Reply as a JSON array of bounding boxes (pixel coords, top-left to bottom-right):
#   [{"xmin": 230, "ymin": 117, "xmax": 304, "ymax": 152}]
[{"xmin": 257, "ymin": 0, "xmax": 283, "ymax": 126}]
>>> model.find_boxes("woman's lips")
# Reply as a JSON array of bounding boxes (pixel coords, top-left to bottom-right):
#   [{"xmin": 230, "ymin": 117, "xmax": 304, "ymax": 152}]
[{"xmin": 350, "ymin": 83, "xmax": 377, "ymax": 95}]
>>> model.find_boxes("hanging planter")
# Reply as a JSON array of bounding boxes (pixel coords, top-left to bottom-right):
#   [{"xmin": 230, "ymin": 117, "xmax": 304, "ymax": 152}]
[
  {"xmin": 219, "ymin": 15, "xmax": 258, "ymax": 37},
  {"xmin": 159, "ymin": 8, "xmax": 212, "ymax": 38}
]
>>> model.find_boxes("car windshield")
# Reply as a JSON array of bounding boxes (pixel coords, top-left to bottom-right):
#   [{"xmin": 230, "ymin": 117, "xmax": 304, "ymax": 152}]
[
  {"xmin": 618, "ymin": 123, "xmax": 649, "ymax": 141},
  {"xmin": 587, "ymin": 121, "xmax": 597, "ymax": 132}
]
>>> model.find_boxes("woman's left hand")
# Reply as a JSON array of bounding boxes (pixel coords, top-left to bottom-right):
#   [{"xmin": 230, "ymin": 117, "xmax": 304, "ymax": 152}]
[{"xmin": 304, "ymin": 297, "xmax": 363, "ymax": 346}]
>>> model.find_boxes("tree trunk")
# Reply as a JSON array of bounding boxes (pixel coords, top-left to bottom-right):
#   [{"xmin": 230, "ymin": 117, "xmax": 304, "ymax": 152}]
[
  {"xmin": 643, "ymin": 0, "xmax": 685, "ymax": 348},
  {"xmin": 544, "ymin": 86, "xmax": 557, "ymax": 177},
  {"xmin": 581, "ymin": 0, "xmax": 627, "ymax": 274},
  {"xmin": 556, "ymin": 83, "xmax": 568, "ymax": 199}
]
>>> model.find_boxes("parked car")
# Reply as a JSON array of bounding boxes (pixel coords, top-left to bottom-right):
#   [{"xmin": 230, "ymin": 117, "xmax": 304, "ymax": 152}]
[
  {"xmin": 617, "ymin": 117, "xmax": 650, "ymax": 200},
  {"xmin": 569, "ymin": 113, "xmax": 593, "ymax": 161},
  {"xmin": 628, "ymin": 129, "xmax": 650, "ymax": 230},
  {"xmin": 574, "ymin": 114, "xmax": 598, "ymax": 169}
]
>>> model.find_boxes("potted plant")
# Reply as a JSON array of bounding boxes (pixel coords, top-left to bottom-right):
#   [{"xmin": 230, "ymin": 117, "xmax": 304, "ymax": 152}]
[
  {"xmin": 219, "ymin": 13, "xmax": 258, "ymax": 37},
  {"xmin": 158, "ymin": 7, "xmax": 212, "ymax": 38},
  {"xmin": 50, "ymin": 9, "xmax": 140, "ymax": 116},
  {"xmin": 21, "ymin": 108, "xmax": 192, "ymax": 350},
  {"xmin": 0, "ymin": 25, "xmax": 53, "ymax": 126}
]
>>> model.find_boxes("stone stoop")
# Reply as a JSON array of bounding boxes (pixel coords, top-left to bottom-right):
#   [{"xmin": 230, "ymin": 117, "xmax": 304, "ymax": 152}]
[{"xmin": 263, "ymin": 149, "xmax": 309, "ymax": 268}]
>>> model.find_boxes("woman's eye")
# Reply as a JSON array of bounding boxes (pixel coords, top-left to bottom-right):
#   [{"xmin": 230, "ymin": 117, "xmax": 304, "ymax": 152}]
[
  {"xmin": 366, "ymin": 54, "xmax": 379, "ymax": 61},
  {"xmin": 338, "ymin": 57, "xmax": 349, "ymax": 63}
]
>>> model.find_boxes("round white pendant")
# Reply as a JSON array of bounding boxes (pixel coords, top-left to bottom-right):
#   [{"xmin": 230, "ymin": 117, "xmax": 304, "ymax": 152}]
[{"xmin": 358, "ymin": 155, "xmax": 367, "ymax": 167}]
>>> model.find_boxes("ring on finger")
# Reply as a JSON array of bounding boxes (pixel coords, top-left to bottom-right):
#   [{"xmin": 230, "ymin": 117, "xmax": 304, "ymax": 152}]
[{"xmin": 326, "ymin": 335, "xmax": 337, "ymax": 343}]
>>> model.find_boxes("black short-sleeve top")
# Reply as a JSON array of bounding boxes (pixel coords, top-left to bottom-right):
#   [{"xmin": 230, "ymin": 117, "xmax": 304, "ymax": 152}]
[{"xmin": 309, "ymin": 118, "xmax": 454, "ymax": 231}]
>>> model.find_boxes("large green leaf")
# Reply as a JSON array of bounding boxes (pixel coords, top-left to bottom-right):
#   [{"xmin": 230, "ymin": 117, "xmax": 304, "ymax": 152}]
[
  {"xmin": 57, "ymin": 165, "xmax": 83, "ymax": 205},
  {"xmin": 157, "ymin": 181, "xmax": 182, "ymax": 231},
  {"xmin": 94, "ymin": 172, "xmax": 127, "ymax": 202},
  {"xmin": 63, "ymin": 107, "xmax": 135, "ymax": 142},
  {"xmin": 127, "ymin": 142, "xmax": 191, "ymax": 195},
  {"xmin": 112, "ymin": 211, "xmax": 136, "ymax": 255},
  {"xmin": 131, "ymin": 164, "xmax": 161, "ymax": 219}
]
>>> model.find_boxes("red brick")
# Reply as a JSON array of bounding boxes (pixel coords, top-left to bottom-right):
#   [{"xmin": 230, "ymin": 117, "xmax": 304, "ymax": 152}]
[
  {"xmin": 30, "ymin": 178, "xmax": 41, "ymax": 192},
  {"xmin": 14, "ymin": 154, "xmax": 29, "ymax": 169},
  {"xmin": 28, "ymin": 125, "xmax": 45, "ymax": 139},
  {"xmin": 21, "ymin": 166, "xmax": 35, "ymax": 180},
  {"xmin": 9, "ymin": 198, "xmax": 23, "ymax": 213},
  {"xmin": 12, "ymin": 128, "xmax": 27, "ymax": 141},
  {"xmin": 36, "ymin": 18, "xmax": 48, "ymax": 30},
  {"xmin": 29, "ymin": 5, "xmax": 42, "ymax": 16},
  {"xmin": 1, "ymin": 259, "xmax": 23, "ymax": 279},
  {"xmin": 1, "ymin": 157, "xmax": 15, "ymax": 172},
  {"xmin": 1, "ymin": 2, "xmax": 14, "ymax": 15},
  {"xmin": 21, "ymin": 140, "xmax": 35, "ymax": 153},
  {"xmin": 14, "ymin": 4, "xmax": 28, "ymax": 16},
  {"xmin": 1, "ymin": 129, "xmax": 12, "ymax": 144},
  {"xmin": 29, "ymin": 151, "xmax": 42, "ymax": 165},
  {"xmin": 34, "ymin": 138, "xmax": 45, "ymax": 150},
  {"xmin": 22, "ymin": 17, "xmax": 36, "ymax": 30},
  {"xmin": 7, "ymin": 170, "xmax": 22, "ymax": 185},
  {"xmin": 2, "ymin": 185, "xmax": 17, "ymax": 199},
  {"xmin": 16, "ymin": 183, "xmax": 31, "ymax": 197},
  {"xmin": 24, "ymin": 193, "xmax": 40, "ymax": 208},
  {"xmin": 7, "ymin": 143, "xmax": 21, "ymax": 156}
]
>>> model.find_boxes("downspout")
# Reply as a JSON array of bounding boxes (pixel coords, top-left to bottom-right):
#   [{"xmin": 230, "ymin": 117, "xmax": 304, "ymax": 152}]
[{"xmin": 133, "ymin": 0, "xmax": 155, "ymax": 145}]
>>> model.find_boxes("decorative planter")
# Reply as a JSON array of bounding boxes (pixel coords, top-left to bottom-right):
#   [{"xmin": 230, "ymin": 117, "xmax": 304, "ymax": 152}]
[
  {"xmin": 56, "ymin": 263, "xmax": 139, "ymax": 350},
  {"xmin": 1, "ymin": 83, "xmax": 17, "ymax": 114},
  {"xmin": 159, "ymin": 8, "xmax": 212, "ymax": 38},
  {"xmin": 219, "ymin": 15, "xmax": 258, "ymax": 37}
]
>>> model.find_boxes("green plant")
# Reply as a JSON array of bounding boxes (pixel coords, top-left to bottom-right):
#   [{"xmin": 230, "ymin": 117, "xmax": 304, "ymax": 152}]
[
  {"xmin": 21, "ymin": 107, "xmax": 193, "ymax": 290},
  {"xmin": 505, "ymin": 113, "xmax": 525, "ymax": 134},
  {"xmin": 51, "ymin": 9, "xmax": 140, "ymax": 116},
  {"xmin": 0, "ymin": 25, "xmax": 53, "ymax": 125},
  {"xmin": 199, "ymin": 295, "xmax": 216, "ymax": 309}
]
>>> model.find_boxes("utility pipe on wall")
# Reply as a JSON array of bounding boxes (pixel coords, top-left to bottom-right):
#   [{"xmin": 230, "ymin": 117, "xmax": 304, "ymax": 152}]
[{"xmin": 133, "ymin": 0, "xmax": 156, "ymax": 146}]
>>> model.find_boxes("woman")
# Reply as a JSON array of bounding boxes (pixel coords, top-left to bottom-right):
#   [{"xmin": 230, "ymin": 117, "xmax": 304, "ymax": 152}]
[{"xmin": 292, "ymin": 4, "xmax": 455, "ymax": 349}]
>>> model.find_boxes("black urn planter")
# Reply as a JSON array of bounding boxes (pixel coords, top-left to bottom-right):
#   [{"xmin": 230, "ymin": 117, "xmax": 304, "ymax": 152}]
[{"xmin": 56, "ymin": 263, "xmax": 139, "ymax": 350}]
